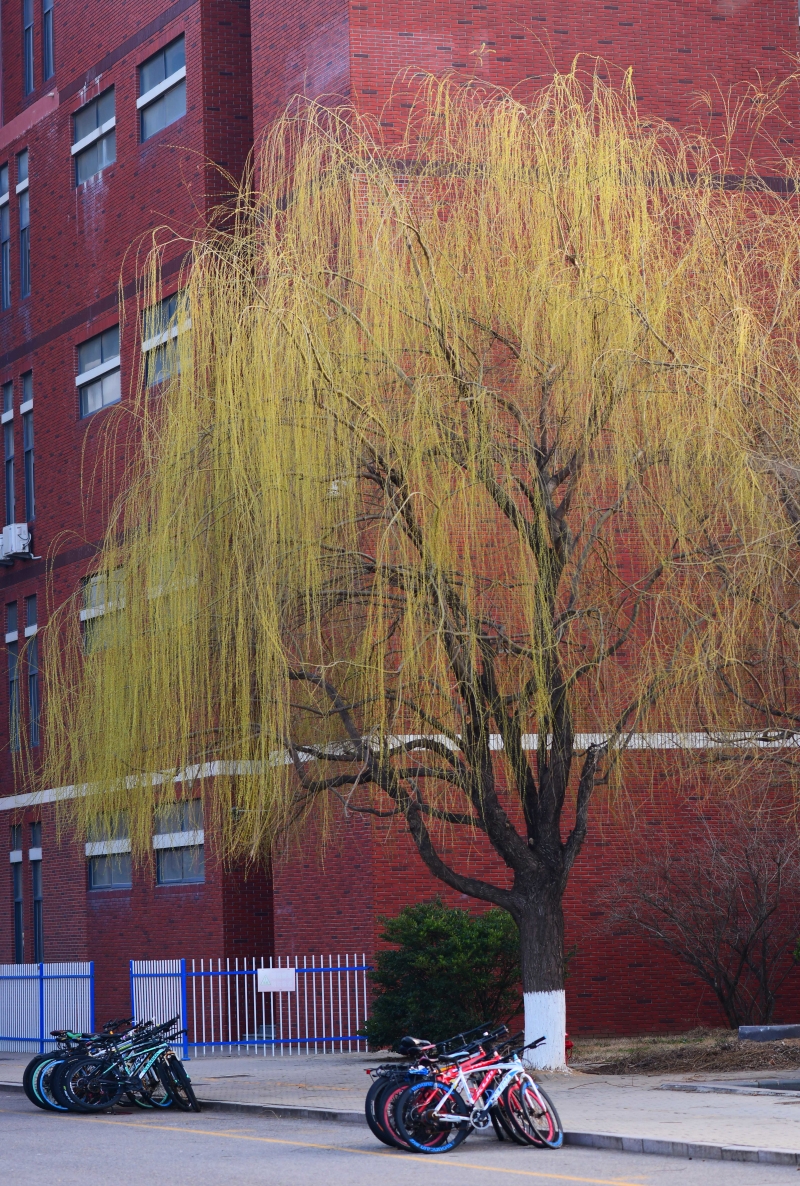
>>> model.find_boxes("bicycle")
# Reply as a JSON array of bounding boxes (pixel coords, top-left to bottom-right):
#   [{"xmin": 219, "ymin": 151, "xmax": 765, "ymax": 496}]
[{"xmin": 394, "ymin": 1034, "xmax": 563, "ymax": 1154}]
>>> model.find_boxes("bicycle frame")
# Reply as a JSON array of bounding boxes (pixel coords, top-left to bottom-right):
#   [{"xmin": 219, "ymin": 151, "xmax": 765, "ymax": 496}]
[{"xmin": 425, "ymin": 1051, "xmax": 550, "ymax": 1126}]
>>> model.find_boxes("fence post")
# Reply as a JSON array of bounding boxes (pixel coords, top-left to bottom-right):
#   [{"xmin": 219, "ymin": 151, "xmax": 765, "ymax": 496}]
[
  {"xmin": 129, "ymin": 960, "xmax": 135, "ymax": 1023},
  {"xmin": 38, "ymin": 963, "xmax": 44, "ymax": 1053},
  {"xmin": 180, "ymin": 958, "xmax": 189, "ymax": 1061},
  {"xmin": 89, "ymin": 962, "xmax": 95, "ymax": 1034}
]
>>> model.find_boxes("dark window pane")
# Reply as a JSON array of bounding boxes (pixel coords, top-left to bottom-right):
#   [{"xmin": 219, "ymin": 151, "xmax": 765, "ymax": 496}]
[
  {"xmin": 164, "ymin": 37, "xmax": 185, "ymax": 78},
  {"xmin": 97, "ymin": 88, "xmax": 115, "ymax": 126},
  {"xmin": 17, "ymin": 151, "xmax": 28, "ymax": 184},
  {"xmin": 30, "ymin": 820, "xmax": 41, "ymax": 847},
  {"xmin": 183, "ymin": 845, "xmax": 205, "ymax": 882},
  {"xmin": 157, "ymin": 847, "xmax": 183, "ymax": 883},
  {"xmin": 7, "ymin": 602, "xmax": 17, "ymax": 633},
  {"xmin": 43, "ymin": 0, "xmax": 54, "ymax": 81},
  {"xmin": 139, "ymin": 54, "xmax": 166, "ymax": 95},
  {"xmin": 0, "ymin": 166, "xmax": 7, "ymax": 197},
  {"xmin": 164, "ymin": 79, "xmax": 187, "ymax": 127},
  {"xmin": 101, "ymin": 325, "xmax": 119, "ymax": 360},
  {"xmin": 185, "ymin": 799, "xmax": 203, "ymax": 831},
  {"xmin": 73, "ymin": 103, "xmax": 97, "ymax": 143}
]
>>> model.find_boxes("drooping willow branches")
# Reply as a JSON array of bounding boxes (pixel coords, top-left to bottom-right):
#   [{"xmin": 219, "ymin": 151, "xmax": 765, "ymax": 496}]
[{"xmin": 36, "ymin": 71, "xmax": 800, "ymax": 878}]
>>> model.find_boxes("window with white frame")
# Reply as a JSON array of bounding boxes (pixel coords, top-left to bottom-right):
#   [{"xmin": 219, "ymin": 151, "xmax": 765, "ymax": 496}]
[
  {"xmin": 77, "ymin": 325, "xmax": 120, "ymax": 417},
  {"xmin": 18, "ymin": 151, "xmax": 30, "ymax": 301},
  {"xmin": 80, "ymin": 567, "xmax": 123, "ymax": 652},
  {"xmin": 23, "ymin": 0, "xmax": 34, "ymax": 96},
  {"xmin": 142, "ymin": 290, "xmax": 189, "ymax": 386},
  {"xmin": 42, "ymin": 0, "xmax": 54, "ymax": 81},
  {"xmin": 73, "ymin": 88, "xmax": 115, "ymax": 186},
  {"xmin": 86, "ymin": 813, "xmax": 132, "ymax": 888},
  {"xmin": 154, "ymin": 798, "xmax": 204, "ymax": 884},
  {"xmin": 0, "ymin": 165, "xmax": 9, "ymax": 311},
  {"xmin": 138, "ymin": 35, "xmax": 186, "ymax": 143}
]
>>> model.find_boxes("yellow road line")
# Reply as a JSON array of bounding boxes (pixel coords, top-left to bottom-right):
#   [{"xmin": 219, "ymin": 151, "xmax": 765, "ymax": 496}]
[{"xmin": 79, "ymin": 1114, "xmax": 649, "ymax": 1186}]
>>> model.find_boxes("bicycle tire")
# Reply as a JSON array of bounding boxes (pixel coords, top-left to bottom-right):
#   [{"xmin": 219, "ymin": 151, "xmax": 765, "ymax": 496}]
[
  {"xmin": 378, "ymin": 1081, "xmax": 414, "ymax": 1150},
  {"xmin": 520, "ymin": 1081, "xmax": 563, "ymax": 1148},
  {"xmin": 30, "ymin": 1056, "xmax": 69, "ymax": 1112},
  {"xmin": 500, "ymin": 1079, "xmax": 546, "ymax": 1146},
  {"xmin": 54, "ymin": 1055, "xmax": 125, "ymax": 1113},
  {"xmin": 24, "ymin": 1054, "xmax": 57, "ymax": 1110},
  {"xmin": 491, "ymin": 1101, "xmax": 527, "ymax": 1144},
  {"xmin": 365, "ymin": 1076, "xmax": 402, "ymax": 1147},
  {"xmin": 158, "ymin": 1054, "xmax": 201, "ymax": 1112},
  {"xmin": 395, "ymin": 1080, "xmax": 471, "ymax": 1154},
  {"xmin": 127, "ymin": 1068, "xmax": 173, "ymax": 1109}
]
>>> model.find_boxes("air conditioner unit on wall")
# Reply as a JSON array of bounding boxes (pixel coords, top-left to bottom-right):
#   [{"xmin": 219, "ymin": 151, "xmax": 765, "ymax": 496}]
[{"xmin": 2, "ymin": 523, "xmax": 32, "ymax": 558}]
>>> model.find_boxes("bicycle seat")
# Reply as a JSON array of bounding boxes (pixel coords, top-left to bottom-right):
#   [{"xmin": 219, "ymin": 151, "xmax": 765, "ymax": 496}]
[{"xmin": 394, "ymin": 1036, "xmax": 435, "ymax": 1057}]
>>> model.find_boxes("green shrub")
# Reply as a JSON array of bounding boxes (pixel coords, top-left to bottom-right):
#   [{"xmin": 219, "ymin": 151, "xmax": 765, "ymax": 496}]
[{"xmin": 360, "ymin": 899, "xmax": 522, "ymax": 1050}]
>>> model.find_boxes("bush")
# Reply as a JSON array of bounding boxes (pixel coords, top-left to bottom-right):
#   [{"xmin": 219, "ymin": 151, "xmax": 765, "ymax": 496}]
[{"xmin": 361, "ymin": 899, "xmax": 522, "ymax": 1050}]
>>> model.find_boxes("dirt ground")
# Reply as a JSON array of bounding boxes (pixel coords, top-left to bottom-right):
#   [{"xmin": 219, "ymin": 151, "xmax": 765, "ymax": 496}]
[{"xmin": 570, "ymin": 1028, "xmax": 800, "ymax": 1075}]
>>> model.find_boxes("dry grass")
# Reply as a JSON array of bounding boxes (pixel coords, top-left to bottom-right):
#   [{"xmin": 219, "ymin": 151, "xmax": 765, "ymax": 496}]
[{"xmin": 570, "ymin": 1029, "xmax": 800, "ymax": 1075}]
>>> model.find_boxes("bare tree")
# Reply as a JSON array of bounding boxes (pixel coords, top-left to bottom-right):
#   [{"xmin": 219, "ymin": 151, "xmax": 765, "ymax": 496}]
[{"xmin": 609, "ymin": 807, "xmax": 800, "ymax": 1027}]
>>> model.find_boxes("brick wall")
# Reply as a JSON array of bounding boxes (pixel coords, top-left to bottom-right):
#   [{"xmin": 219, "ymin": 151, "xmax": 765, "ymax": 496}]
[{"xmin": 1, "ymin": 0, "xmax": 799, "ymax": 1034}]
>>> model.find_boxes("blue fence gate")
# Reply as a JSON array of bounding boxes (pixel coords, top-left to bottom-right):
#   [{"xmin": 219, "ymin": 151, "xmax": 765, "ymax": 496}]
[
  {"xmin": 0, "ymin": 962, "xmax": 94, "ymax": 1053},
  {"xmin": 130, "ymin": 954, "xmax": 371, "ymax": 1057}
]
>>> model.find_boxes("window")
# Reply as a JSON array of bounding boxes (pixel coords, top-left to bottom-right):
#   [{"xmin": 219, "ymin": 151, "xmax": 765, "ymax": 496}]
[
  {"xmin": 31, "ymin": 820, "xmax": 42, "ymax": 961},
  {"xmin": 73, "ymin": 88, "xmax": 115, "ymax": 186},
  {"xmin": 23, "ymin": 0, "xmax": 34, "ymax": 96},
  {"xmin": 77, "ymin": 325, "xmax": 120, "ymax": 417},
  {"xmin": 26, "ymin": 595, "xmax": 38, "ymax": 747},
  {"xmin": 142, "ymin": 291, "xmax": 188, "ymax": 386},
  {"xmin": 154, "ymin": 798, "xmax": 204, "ymax": 884},
  {"xmin": 0, "ymin": 166, "xmax": 9, "ymax": 310},
  {"xmin": 3, "ymin": 391, "xmax": 14, "ymax": 525},
  {"xmin": 18, "ymin": 152, "xmax": 30, "ymax": 300},
  {"xmin": 42, "ymin": 0, "xmax": 54, "ymax": 81},
  {"xmin": 80, "ymin": 567, "xmax": 123, "ymax": 652},
  {"xmin": 138, "ymin": 35, "xmax": 186, "ymax": 142},
  {"xmin": 8, "ymin": 600, "xmax": 18, "ymax": 751},
  {"xmin": 87, "ymin": 814, "xmax": 131, "ymax": 888},
  {"xmin": 21, "ymin": 373, "xmax": 33, "ymax": 520},
  {"xmin": 12, "ymin": 860, "xmax": 23, "ymax": 961},
  {"xmin": 11, "ymin": 823, "xmax": 21, "ymax": 849}
]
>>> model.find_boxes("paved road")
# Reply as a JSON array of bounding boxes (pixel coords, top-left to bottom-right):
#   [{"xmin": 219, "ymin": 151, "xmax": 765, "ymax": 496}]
[{"xmin": 1, "ymin": 1094, "xmax": 797, "ymax": 1186}]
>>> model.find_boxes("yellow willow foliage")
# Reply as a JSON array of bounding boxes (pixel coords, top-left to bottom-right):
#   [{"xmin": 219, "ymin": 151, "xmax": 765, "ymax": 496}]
[{"xmin": 35, "ymin": 72, "xmax": 800, "ymax": 859}]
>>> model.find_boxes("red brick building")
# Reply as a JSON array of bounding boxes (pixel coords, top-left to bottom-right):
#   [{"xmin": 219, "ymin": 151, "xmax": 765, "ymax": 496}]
[{"xmin": 1, "ymin": 0, "xmax": 798, "ymax": 1030}]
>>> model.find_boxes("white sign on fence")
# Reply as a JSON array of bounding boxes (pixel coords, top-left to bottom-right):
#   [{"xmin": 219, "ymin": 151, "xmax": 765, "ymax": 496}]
[{"xmin": 257, "ymin": 966, "xmax": 297, "ymax": 993}]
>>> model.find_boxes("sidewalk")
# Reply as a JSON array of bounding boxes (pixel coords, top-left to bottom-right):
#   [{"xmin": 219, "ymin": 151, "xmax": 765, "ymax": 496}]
[{"xmin": 4, "ymin": 1049, "xmax": 800, "ymax": 1157}]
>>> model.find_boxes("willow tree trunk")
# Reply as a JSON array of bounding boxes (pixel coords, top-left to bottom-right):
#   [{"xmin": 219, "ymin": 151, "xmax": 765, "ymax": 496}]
[{"xmin": 517, "ymin": 886, "xmax": 567, "ymax": 1070}]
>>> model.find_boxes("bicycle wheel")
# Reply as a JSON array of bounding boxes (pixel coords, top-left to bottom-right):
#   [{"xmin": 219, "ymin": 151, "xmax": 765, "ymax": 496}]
[
  {"xmin": 158, "ymin": 1054, "xmax": 201, "ymax": 1112},
  {"xmin": 500, "ymin": 1078, "xmax": 546, "ymax": 1146},
  {"xmin": 127, "ymin": 1067, "xmax": 173, "ymax": 1109},
  {"xmin": 378, "ymin": 1081, "xmax": 414, "ymax": 1150},
  {"xmin": 520, "ymin": 1081, "xmax": 563, "ymax": 1148},
  {"xmin": 490, "ymin": 1101, "xmax": 527, "ymax": 1144},
  {"xmin": 365, "ymin": 1076, "xmax": 400, "ymax": 1147},
  {"xmin": 30, "ymin": 1056, "xmax": 69, "ymax": 1112},
  {"xmin": 24, "ymin": 1054, "xmax": 57, "ymax": 1110},
  {"xmin": 54, "ymin": 1056, "xmax": 125, "ymax": 1113},
  {"xmin": 395, "ymin": 1080, "xmax": 471, "ymax": 1154}
]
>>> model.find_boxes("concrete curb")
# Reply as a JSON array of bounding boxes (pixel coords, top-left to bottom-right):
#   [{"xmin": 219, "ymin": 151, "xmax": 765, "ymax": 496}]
[
  {"xmin": 661, "ymin": 1081, "xmax": 800, "ymax": 1098},
  {"xmin": 4, "ymin": 1081, "xmax": 800, "ymax": 1164}
]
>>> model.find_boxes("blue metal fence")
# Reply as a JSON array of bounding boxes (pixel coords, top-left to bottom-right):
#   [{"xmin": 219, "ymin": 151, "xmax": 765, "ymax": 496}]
[
  {"xmin": 131, "ymin": 954, "xmax": 371, "ymax": 1057},
  {"xmin": 0, "ymin": 962, "xmax": 94, "ymax": 1053}
]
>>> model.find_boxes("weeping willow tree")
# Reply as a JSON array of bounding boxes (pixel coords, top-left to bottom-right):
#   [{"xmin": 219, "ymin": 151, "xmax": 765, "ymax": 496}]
[{"xmin": 37, "ymin": 72, "xmax": 800, "ymax": 1065}]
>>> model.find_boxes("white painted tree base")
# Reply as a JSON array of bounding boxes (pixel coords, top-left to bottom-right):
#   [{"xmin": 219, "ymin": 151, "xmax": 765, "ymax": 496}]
[{"xmin": 523, "ymin": 989, "xmax": 566, "ymax": 1070}]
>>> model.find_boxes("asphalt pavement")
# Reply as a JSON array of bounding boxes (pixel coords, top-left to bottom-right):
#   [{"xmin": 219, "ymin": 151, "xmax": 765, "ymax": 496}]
[{"xmin": 1, "ymin": 1092, "xmax": 799, "ymax": 1186}]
